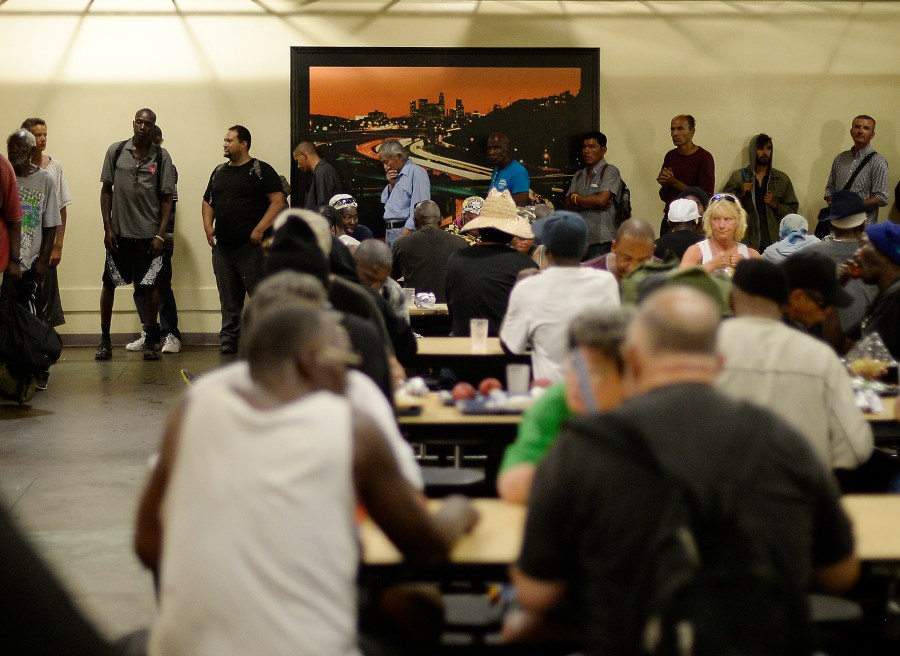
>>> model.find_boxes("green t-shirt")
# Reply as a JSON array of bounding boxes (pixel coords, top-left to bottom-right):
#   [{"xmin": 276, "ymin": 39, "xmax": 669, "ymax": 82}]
[{"xmin": 500, "ymin": 383, "xmax": 571, "ymax": 471}]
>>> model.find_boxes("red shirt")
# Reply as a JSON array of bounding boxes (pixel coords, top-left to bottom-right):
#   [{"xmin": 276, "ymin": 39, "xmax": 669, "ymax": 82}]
[{"xmin": 0, "ymin": 154, "xmax": 24, "ymax": 272}]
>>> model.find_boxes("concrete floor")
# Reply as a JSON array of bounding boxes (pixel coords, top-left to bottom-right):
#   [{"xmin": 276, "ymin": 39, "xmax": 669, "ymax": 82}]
[{"xmin": 0, "ymin": 344, "xmax": 231, "ymax": 641}]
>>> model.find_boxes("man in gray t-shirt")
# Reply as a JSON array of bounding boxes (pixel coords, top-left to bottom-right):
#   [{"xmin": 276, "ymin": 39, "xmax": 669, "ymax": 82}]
[{"xmin": 96, "ymin": 108, "xmax": 176, "ymax": 362}]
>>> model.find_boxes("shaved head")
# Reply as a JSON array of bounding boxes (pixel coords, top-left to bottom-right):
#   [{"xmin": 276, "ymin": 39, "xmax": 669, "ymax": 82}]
[
  {"xmin": 414, "ymin": 200, "xmax": 441, "ymax": 228},
  {"xmin": 630, "ymin": 286, "xmax": 720, "ymax": 357}
]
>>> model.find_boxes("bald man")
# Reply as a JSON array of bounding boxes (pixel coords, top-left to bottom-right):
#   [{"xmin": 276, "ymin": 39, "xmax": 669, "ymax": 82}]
[
  {"xmin": 293, "ymin": 140, "xmax": 341, "ymax": 209},
  {"xmin": 511, "ymin": 286, "xmax": 858, "ymax": 654},
  {"xmin": 582, "ymin": 217, "xmax": 657, "ymax": 283}
]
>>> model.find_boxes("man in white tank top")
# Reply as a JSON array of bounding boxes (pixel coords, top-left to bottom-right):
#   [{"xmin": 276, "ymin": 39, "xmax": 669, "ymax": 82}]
[{"xmin": 134, "ymin": 303, "xmax": 478, "ymax": 656}]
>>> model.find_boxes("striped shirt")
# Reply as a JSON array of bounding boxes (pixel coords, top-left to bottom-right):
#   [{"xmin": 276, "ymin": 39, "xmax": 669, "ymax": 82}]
[{"xmin": 825, "ymin": 145, "xmax": 890, "ymax": 226}]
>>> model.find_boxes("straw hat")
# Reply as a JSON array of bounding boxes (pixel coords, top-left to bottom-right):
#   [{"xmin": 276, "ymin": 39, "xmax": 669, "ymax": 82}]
[{"xmin": 461, "ymin": 189, "xmax": 534, "ymax": 239}]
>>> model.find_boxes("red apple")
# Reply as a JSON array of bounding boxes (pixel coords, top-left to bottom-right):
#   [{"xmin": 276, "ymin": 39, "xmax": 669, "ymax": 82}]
[
  {"xmin": 452, "ymin": 382, "xmax": 476, "ymax": 400},
  {"xmin": 531, "ymin": 378, "xmax": 552, "ymax": 390},
  {"xmin": 478, "ymin": 377, "xmax": 503, "ymax": 396}
]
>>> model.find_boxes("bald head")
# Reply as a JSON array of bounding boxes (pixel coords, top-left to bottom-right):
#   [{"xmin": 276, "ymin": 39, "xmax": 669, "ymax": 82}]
[
  {"xmin": 242, "ymin": 271, "xmax": 328, "ymax": 334},
  {"xmin": 615, "ymin": 218, "xmax": 656, "ymax": 244},
  {"xmin": 630, "ymin": 286, "xmax": 721, "ymax": 357},
  {"xmin": 354, "ymin": 239, "xmax": 393, "ymax": 289},
  {"xmin": 414, "ymin": 200, "xmax": 441, "ymax": 228}
]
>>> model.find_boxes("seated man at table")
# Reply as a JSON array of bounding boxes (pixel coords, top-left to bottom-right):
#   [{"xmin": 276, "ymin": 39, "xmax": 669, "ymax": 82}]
[
  {"xmin": 354, "ymin": 239, "xmax": 409, "ymax": 327},
  {"xmin": 135, "ymin": 301, "xmax": 478, "ymax": 656},
  {"xmin": 446, "ymin": 189, "xmax": 538, "ymax": 336},
  {"xmin": 497, "ymin": 306, "xmax": 631, "ymax": 504},
  {"xmin": 391, "ymin": 199, "xmax": 468, "ymax": 303},
  {"xmin": 500, "ymin": 211, "xmax": 620, "ymax": 384},
  {"xmin": 582, "ymin": 217, "xmax": 658, "ymax": 284},
  {"xmin": 716, "ymin": 259, "xmax": 872, "ymax": 472},
  {"xmin": 511, "ymin": 286, "xmax": 858, "ymax": 654}
]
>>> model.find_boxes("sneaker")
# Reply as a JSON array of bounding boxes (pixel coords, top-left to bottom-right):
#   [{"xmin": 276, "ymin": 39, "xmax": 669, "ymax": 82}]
[
  {"xmin": 143, "ymin": 340, "xmax": 161, "ymax": 361},
  {"xmin": 126, "ymin": 332, "xmax": 146, "ymax": 352},
  {"xmin": 162, "ymin": 334, "xmax": 182, "ymax": 354},
  {"xmin": 220, "ymin": 341, "xmax": 238, "ymax": 355},
  {"xmin": 34, "ymin": 370, "xmax": 49, "ymax": 391},
  {"xmin": 95, "ymin": 339, "xmax": 112, "ymax": 360}
]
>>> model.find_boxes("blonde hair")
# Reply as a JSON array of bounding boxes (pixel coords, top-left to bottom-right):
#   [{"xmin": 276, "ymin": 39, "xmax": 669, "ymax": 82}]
[{"xmin": 702, "ymin": 193, "xmax": 747, "ymax": 241}]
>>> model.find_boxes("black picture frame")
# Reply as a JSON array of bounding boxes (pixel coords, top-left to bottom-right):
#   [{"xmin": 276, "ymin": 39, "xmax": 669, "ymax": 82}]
[{"xmin": 290, "ymin": 47, "xmax": 600, "ymax": 235}]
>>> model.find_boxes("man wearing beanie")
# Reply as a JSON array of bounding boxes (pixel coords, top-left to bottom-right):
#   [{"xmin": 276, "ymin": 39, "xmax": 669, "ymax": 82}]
[
  {"xmin": 500, "ymin": 211, "xmax": 620, "ymax": 382},
  {"xmin": 716, "ymin": 259, "xmax": 872, "ymax": 471},
  {"xmin": 841, "ymin": 222, "xmax": 900, "ymax": 360}
]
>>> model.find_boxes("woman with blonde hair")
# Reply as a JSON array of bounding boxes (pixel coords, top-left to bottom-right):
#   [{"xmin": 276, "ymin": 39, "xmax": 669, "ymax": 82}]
[{"xmin": 680, "ymin": 192, "xmax": 760, "ymax": 276}]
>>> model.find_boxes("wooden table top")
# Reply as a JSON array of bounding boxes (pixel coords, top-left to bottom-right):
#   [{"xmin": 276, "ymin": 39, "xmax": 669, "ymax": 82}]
[
  {"xmin": 361, "ymin": 495, "xmax": 900, "ymax": 566},
  {"xmin": 397, "ymin": 392, "xmax": 523, "ymax": 425},
  {"xmin": 864, "ymin": 395, "xmax": 896, "ymax": 423},
  {"xmin": 414, "ymin": 336, "xmax": 507, "ymax": 357},
  {"xmin": 361, "ymin": 498, "xmax": 526, "ymax": 565},
  {"xmin": 409, "ymin": 303, "xmax": 449, "ymax": 316}
]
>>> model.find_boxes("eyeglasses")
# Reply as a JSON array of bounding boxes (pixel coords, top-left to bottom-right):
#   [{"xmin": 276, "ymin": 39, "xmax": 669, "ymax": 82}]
[{"xmin": 710, "ymin": 193, "xmax": 738, "ymax": 204}]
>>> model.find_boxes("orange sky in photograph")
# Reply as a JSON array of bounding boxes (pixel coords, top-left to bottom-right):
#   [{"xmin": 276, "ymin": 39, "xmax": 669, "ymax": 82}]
[{"xmin": 309, "ymin": 67, "xmax": 581, "ymax": 118}]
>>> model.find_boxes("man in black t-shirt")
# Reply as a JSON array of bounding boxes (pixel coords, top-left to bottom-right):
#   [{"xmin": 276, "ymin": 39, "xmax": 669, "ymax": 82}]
[
  {"xmin": 202, "ymin": 125, "xmax": 285, "ymax": 353},
  {"xmin": 512, "ymin": 286, "xmax": 859, "ymax": 655}
]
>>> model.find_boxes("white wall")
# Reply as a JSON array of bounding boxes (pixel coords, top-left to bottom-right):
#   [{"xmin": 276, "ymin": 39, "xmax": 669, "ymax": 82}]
[{"xmin": 0, "ymin": 0, "xmax": 897, "ymax": 335}]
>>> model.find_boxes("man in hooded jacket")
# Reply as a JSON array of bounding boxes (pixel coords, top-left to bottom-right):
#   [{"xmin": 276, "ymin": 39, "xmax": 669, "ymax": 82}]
[{"xmin": 723, "ymin": 133, "xmax": 799, "ymax": 252}]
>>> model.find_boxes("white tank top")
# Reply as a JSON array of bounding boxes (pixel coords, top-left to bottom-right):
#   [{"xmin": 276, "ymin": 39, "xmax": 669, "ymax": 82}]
[
  {"xmin": 150, "ymin": 388, "xmax": 361, "ymax": 656},
  {"xmin": 698, "ymin": 239, "xmax": 750, "ymax": 264}
]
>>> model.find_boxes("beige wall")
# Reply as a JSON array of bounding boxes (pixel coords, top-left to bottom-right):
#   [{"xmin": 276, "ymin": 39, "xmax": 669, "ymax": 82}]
[{"xmin": 0, "ymin": 1, "xmax": 897, "ymax": 336}]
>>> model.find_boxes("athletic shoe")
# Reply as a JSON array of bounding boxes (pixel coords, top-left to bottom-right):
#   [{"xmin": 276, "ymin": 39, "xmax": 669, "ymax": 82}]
[
  {"xmin": 126, "ymin": 332, "xmax": 146, "ymax": 352},
  {"xmin": 143, "ymin": 340, "xmax": 161, "ymax": 361},
  {"xmin": 220, "ymin": 341, "xmax": 238, "ymax": 355},
  {"xmin": 162, "ymin": 334, "xmax": 182, "ymax": 354},
  {"xmin": 34, "ymin": 371, "xmax": 49, "ymax": 391},
  {"xmin": 95, "ymin": 339, "xmax": 113, "ymax": 360},
  {"xmin": 180, "ymin": 369, "xmax": 200, "ymax": 386}
]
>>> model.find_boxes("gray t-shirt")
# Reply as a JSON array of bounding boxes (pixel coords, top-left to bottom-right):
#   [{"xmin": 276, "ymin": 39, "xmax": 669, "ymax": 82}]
[
  {"xmin": 565, "ymin": 158, "xmax": 620, "ymax": 245},
  {"xmin": 16, "ymin": 167, "xmax": 61, "ymax": 270},
  {"xmin": 801, "ymin": 236, "xmax": 877, "ymax": 332},
  {"xmin": 100, "ymin": 138, "xmax": 176, "ymax": 239}
]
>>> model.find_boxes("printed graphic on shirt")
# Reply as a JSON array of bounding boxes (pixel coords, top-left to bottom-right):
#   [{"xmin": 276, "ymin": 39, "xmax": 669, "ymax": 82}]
[{"xmin": 18, "ymin": 185, "xmax": 45, "ymax": 265}]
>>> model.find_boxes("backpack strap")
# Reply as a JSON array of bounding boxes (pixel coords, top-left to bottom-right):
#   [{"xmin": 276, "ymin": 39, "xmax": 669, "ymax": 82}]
[
  {"xmin": 110, "ymin": 140, "xmax": 128, "ymax": 187},
  {"xmin": 842, "ymin": 151, "xmax": 877, "ymax": 191}
]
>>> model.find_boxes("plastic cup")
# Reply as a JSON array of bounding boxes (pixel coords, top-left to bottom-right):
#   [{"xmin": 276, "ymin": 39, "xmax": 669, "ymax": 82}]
[
  {"xmin": 403, "ymin": 288, "xmax": 416, "ymax": 306},
  {"xmin": 469, "ymin": 318, "xmax": 489, "ymax": 354},
  {"xmin": 506, "ymin": 364, "xmax": 531, "ymax": 395}
]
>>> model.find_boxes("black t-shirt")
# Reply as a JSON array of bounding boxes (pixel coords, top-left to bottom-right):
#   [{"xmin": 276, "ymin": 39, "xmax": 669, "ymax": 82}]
[
  {"xmin": 203, "ymin": 159, "xmax": 282, "ymax": 247},
  {"xmin": 853, "ymin": 278, "xmax": 900, "ymax": 361},
  {"xmin": 654, "ymin": 229, "xmax": 703, "ymax": 262},
  {"xmin": 519, "ymin": 383, "xmax": 854, "ymax": 656},
  {"xmin": 445, "ymin": 244, "xmax": 539, "ymax": 336}
]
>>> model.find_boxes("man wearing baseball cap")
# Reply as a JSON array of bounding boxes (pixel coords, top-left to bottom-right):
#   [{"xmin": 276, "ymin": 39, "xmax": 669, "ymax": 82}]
[
  {"xmin": 804, "ymin": 190, "xmax": 877, "ymax": 335},
  {"xmin": 654, "ymin": 197, "xmax": 704, "ymax": 261},
  {"xmin": 500, "ymin": 211, "xmax": 620, "ymax": 382},
  {"xmin": 841, "ymin": 221, "xmax": 900, "ymax": 360},
  {"xmin": 781, "ymin": 250, "xmax": 853, "ymax": 334}
]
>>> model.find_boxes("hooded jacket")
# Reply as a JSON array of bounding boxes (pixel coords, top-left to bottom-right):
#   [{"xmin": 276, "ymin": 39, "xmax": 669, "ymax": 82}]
[{"xmin": 723, "ymin": 135, "xmax": 799, "ymax": 251}]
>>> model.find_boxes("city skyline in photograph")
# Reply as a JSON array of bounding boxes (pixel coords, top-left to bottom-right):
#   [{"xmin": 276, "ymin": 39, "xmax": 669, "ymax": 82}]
[{"xmin": 309, "ymin": 66, "xmax": 582, "ymax": 118}]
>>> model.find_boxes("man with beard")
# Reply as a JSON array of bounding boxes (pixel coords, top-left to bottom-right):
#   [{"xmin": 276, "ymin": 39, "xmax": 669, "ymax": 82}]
[
  {"xmin": 723, "ymin": 134, "xmax": 799, "ymax": 252},
  {"xmin": 202, "ymin": 125, "xmax": 286, "ymax": 354}
]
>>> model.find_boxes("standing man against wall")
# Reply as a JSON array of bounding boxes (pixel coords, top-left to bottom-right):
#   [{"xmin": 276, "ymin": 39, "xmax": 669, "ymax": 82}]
[
  {"xmin": 487, "ymin": 132, "xmax": 530, "ymax": 207},
  {"xmin": 825, "ymin": 115, "xmax": 889, "ymax": 228},
  {"xmin": 21, "ymin": 118, "xmax": 72, "ymax": 329},
  {"xmin": 378, "ymin": 139, "xmax": 429, "ymax": 247},
  {"xmin": 722, "ymin": 133, "xmax": 799, "ymax": 252},
  {"xmin": 563, "ymin": 131, "xmax": 622, "ymax": 259},
  {"xmin": 293, "ymin": 140, "xmax": 341, "ymax": 209},
  {"xmin": 656, "ymin": 114, "xmax": 715, "ymax": 234},
  {"xmin": 96, "ymin": 108, "xmax": 175, "ymax": 362},
  {"xmin": 203, "ymin": 125, "xmax": 286, "ymax": 354}
]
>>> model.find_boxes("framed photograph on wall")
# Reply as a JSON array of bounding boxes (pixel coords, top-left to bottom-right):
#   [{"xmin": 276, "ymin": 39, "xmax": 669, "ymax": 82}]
[{"xmin": 290, "ymin": 47, "xmax": 600, "ymax": 235}]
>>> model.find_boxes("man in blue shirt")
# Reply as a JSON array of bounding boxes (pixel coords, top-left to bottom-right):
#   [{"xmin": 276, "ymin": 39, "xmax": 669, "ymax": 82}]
[
  {"xmin": 487, "ymin": 132, "xmax": 530, "ymax": 207},
  {"xmin": 378, "ymin": 139, "xmax": 430, "ymax": 247}
]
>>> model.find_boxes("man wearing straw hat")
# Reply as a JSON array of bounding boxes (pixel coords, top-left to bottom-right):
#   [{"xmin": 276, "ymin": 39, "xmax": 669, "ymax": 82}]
[{"xmin": 445, "ymin": 189, "xmax": 538, "ymax": 336}]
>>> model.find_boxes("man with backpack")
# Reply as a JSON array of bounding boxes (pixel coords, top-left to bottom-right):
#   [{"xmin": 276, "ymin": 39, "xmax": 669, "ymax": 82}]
[
  {"xmin": 202, "ymin": 125, "xmax": 286, "ymax": 354},
  {"xmin": 564, "ymin": 131, "xmax": 626, "ymax": 260},
  {"xmin": 511, "ymin": 285, "xmax": 859, "ymax": 655},
  {"xmin": 96, "ymin": 108, "xmax": 176, "ymax": 361}
]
